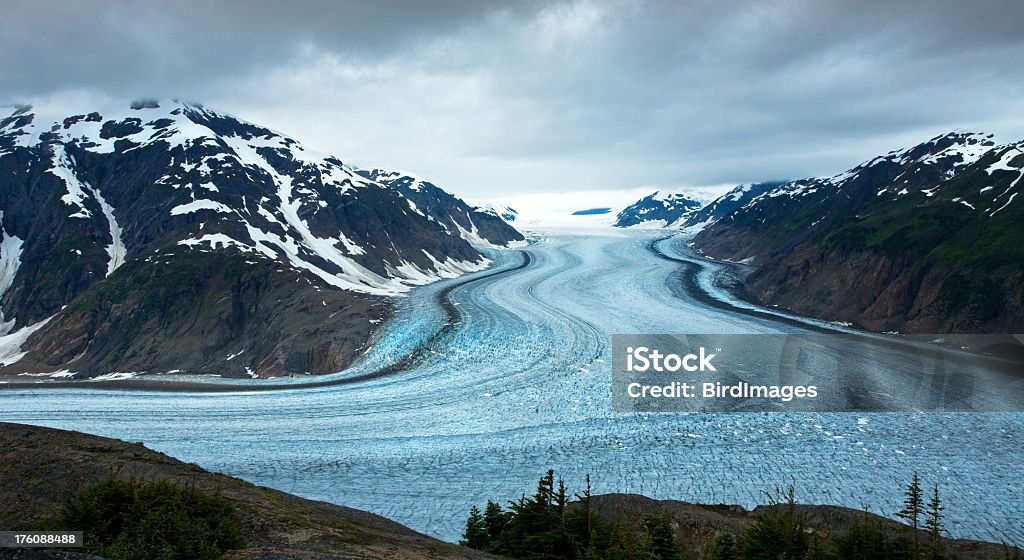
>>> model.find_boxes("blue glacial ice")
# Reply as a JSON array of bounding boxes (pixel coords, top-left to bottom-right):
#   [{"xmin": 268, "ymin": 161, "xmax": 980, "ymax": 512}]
[{"xmin": 0, "ymin": 230, "xmax": 1021, "ymax": 543}]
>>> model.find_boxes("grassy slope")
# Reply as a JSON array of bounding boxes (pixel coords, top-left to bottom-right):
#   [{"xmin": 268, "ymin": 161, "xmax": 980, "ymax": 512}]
[{"xmin": 816, "ymin": 151, "xmax": 1024, "ymax": 327}]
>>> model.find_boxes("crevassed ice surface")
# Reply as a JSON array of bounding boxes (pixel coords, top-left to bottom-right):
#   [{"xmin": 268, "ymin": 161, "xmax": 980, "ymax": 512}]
[{"xmin": 1, "ymin": 230, "xmax": 1021, "ymax": 543}]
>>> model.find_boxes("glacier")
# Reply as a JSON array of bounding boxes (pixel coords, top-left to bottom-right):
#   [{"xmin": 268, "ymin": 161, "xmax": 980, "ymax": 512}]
[{"xmin": 0, "ymin": 229, "xmax": 1021, "ymax": 544}]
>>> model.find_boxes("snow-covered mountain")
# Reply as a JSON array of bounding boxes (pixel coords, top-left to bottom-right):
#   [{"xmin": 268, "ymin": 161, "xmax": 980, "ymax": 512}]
[
  {"xmin": 0, "ymin": 100, "xmax": 522, "ymax": 378},
  {"xmin": 355, "ymin": 169, "xmax": 524, "ymax": 248},
  {"xmin": 690, "ymin": 131, "xmax": 999, "ymax": 259},
  {"xmin": 678, "ymin": 181, "xmax": 787, "ymax": 232},
  {"xmin": 688, "ymin": 131, "xmax": 1023, "ymax": 333},
  {"xmin": 471, "ymin": 202, "xmax": 518, "ymax": 223},
  {"xmin": 613, "ymin": 190, "xmax": 705, "ymax": 228}
]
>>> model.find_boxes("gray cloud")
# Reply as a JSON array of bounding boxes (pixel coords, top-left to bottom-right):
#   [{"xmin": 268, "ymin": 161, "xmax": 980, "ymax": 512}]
[{"xmin": 4, "ymin": 0, "xmax": 1024, "ymax": 198}]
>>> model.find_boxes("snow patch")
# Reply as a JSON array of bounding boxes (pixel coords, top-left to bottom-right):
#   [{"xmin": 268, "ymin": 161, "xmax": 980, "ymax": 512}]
[
  {"xmin": 170, "ymin": 199, "xmax": 234, "ymax": 215},
  {"xmin": 90, "ymin": 372, "xmax": 140, "ymax": 381},
  {"xmin": 0, "ymin": 211, "xmax": 25, "ymax": 335},
  {"xmin": 990, "ymin": 192, "xmax": 1018, "ymax": 217},
  {"xmin": 178, "ymin": 233, "xmax": 261, "ymax": 253},
  {"xmin": 49, "ymin": 147, "xmax": 92, "ymax": 218},
  {"xmin": 83, "ymin": 185, "xmax": 126, "ymax": 276},
  {"xmin": 987, "ymin": 145, "xmax": 1023, "ymax": 175},
  {"xmin": 0, "ymin": 316, "xmax": 53, "ymax": 366}
]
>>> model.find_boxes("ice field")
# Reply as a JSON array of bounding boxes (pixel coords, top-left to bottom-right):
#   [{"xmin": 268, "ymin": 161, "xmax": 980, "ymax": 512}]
[{"xmin": 1, "ymin": 230, "xmax": 1022, "ymax": 543}]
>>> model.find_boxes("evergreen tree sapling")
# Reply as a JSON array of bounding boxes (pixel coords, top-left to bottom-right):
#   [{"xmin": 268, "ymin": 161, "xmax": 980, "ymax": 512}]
[
  {"xmin": 461, "ymin": 505, "xmax": 488, "ymax": 550},
  {"xmin": 896, "ymin": 473, "xmax": 924, "ymax": 559},
  {"xmin": 742, "ymin": 483, "xmax": 809, "ymax": 560},
  {"xmin": 483, "ymin": 500, "xmax": 507, "ymax": 546},
  {"xmin": 701, "ymin": 531, "xmax": 739, "ymax": 560},
  {"xmin": 642, "ymin": 509, "xmax": 682, "ymax": 560},
  {"xmin": 924, "ymin": 484, "xmax": 945, "ymax": 560}
]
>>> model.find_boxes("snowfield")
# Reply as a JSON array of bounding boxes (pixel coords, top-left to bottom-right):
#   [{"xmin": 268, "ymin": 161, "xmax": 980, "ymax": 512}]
[{"xmin": 1, "ymin": 230, "xmax": 1021, "ymax": 544}]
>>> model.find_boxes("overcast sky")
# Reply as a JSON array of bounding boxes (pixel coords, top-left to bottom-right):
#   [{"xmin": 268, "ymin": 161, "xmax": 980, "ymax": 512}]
[{"xmin": 4, "ymin": 0, "xmax": 1024, "ymax": 201}]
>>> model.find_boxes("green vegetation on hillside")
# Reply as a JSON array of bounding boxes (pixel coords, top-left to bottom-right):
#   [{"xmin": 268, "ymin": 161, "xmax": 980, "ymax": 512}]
[
  {"xmin": 818, "ymin": 165, "xmax": 1022, "ymax": 327},
  {"xmin": 461, "ymin": 470, "xmax": 678, "ymax": 559},
  {"xmin": 52, "ymin": 478, "xmax": 244, "ymax": 560},
  {"xmin": 463, "ymin": 471, "xmax": 1022, "ymax": 560}
]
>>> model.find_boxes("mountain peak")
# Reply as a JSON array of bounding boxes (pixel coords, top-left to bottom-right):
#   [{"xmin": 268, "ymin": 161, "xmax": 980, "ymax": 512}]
[
  {"xmin": 357, "ymin": 168, "xmax": 431, "ymax": 192},
  {"xmin": 850, "ymin": 131, "xmax": 996, "ymax": 177},
  {"xmin": 688, "ymin": 129, "xmax": 1022, "ymax": 332},
  {"xmin": 914, "ymin": 130, "xmax": 996, "ymax": 163},
  {"xmin": 356, "ymin": 168, "xmax": 524, "ymax": 248},
  {"xmin": 0, "ymin": 100, "xmax": 524, "ymax": 299},
  {"xmin": 614, "ymin": 190, "xmax": 705, "ymax": 228},
  {"xmin": 0, "ymin": 99, "xmax": 524, "ymax": 377}
]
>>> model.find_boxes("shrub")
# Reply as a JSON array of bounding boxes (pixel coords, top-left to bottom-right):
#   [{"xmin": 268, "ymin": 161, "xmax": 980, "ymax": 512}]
[{"xmin": 55, "ymin": 478, "xmax": 244, "ymax": 560}]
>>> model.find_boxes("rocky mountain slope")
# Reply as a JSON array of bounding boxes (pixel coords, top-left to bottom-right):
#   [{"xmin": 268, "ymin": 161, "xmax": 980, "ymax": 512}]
[
  {"xmin": 0, "ymin": 100, "xmax": 521, "ymax": 378},
  {"xmin": 613, "ymin": 190, "xmax": 704, "ymax": 228},
  {"xmin": 470, "ymin": 202, "xmax": 518, "ymax": 223},
  {"xmin": 687, "ymin": 132, "xmax": 1024, "ymax": 333},
  {"xmin": 0, "ymin": 422, "xmax": 493, "ymax": 560},
  {"xmin": 355, "ymin": 169, "xmax": 524, "ymax": 248},
  {"xmin": 679, "ymin": 181, "xmax": 786, "ymax": 232}
]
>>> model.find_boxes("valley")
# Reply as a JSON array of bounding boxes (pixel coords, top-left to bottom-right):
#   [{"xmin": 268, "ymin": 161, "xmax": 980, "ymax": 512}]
[
  {"xmin": 3, "ymin": 3, "xmax": 1023, "ymax": 557},
  {"xmin": 1, "ymin": 230, "xmax": 1021, "ymax": 545}
]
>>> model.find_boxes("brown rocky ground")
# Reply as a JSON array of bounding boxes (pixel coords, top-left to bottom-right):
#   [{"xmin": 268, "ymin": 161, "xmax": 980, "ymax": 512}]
[{"xmin": 584, "ymin": 493, "xmax": 1016, "ymax": 560}]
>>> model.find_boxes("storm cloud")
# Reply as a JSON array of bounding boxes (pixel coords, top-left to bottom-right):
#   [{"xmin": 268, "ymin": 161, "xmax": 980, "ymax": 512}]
[{"xmin": 4, "ymin": 0, "xmax": 1024, "ymax": 199}]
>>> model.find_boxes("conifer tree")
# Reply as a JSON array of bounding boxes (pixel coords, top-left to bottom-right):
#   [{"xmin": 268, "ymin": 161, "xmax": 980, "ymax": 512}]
[
  {"xmin": 536, "ymin": 469, "xmax": 556, "ymax": 508},
  {"xmin": 802, "ymin": 537, "xmax": 828, "ymax": 560},
  {"xmin": 743, "ymin": 483, "xmax": 809, "ymax": 560},
  {"xmin": 483, "ymin": 500, "xmax": 506, "ymax": 545},
  {"xmin": 643, "ymin": 509, "xmax": 682, "ymax": 560},
  {"xmin": 833, "ymin": 509, "xmax": 912, "ymax": 560},
  {"xmin": 461, "ymin": 505, "xmax": 488, "ymax": 550},
  {"xmin": 557, "ymin": 477, "xmax": 568, "ymax": 518},
  {"xmin": 924, "ymin": 484, "xmax": 945, "ymax": 559},
  {"xmin": 701, "ymin": 531, "xmax": 739, "ymax": 560},
  {"xmin": 896, "ymin": 472, "xmax": 924, "ymax": 559},
  {"xmin": 575, "ymin": 473, "xmax": 593, "ymax": 550}
]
